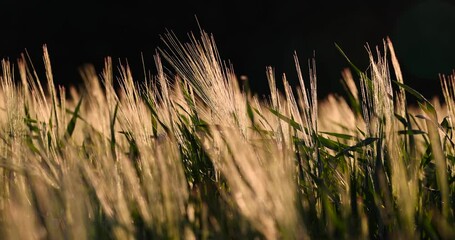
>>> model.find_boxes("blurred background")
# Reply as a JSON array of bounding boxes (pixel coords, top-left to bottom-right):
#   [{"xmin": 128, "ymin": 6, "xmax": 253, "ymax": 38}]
[{"xmin": 1, "ymin": 0, "xmax": 455, "ymax": 100}]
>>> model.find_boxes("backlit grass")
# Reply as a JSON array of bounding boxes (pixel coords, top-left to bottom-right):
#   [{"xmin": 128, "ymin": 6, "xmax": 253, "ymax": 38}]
[{"xmin": 0, "ymin": 30, "xmax": 453, "ymax": 239}]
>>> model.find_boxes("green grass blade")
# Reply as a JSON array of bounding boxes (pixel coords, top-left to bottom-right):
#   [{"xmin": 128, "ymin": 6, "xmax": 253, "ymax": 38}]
[
  {"xmin": 319, "ymin": 131, "xmax": 355, "ymax": 140},
  {"xmin": 64, "ymin": 97, "xmax": 83, "ymax": 141},
  {"xmin": 335, "ymin": 137, "xmax": 379, "ymax": 158},
  {"xmin": 334, "ymin": 43, "xmax": 364, "ymax": 78},
  {"xmin": 397, "ymin": 129, "xmax": 426, "ymax": 135},
  {"xmin": 110, "ymin": 101, "xmax": 119, "ymax": 158},
  {"xmin": 269, "ymin": 108, "xmax": 303, "ymax": 131},
  {"xmin": 394, "ymin": 81, "xmax": 435, "ymax": 112}
]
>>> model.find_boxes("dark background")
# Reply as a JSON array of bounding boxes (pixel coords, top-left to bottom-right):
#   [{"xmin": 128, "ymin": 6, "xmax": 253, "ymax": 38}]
[{"xmin": 2, "ymin": 0, "xmax": 455, "ymax": 100}]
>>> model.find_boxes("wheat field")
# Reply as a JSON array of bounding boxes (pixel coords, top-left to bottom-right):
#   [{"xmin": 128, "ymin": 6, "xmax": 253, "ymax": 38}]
[{"xmin": 0, "ymin": 29, "xmax": 453, "ymax": 239}]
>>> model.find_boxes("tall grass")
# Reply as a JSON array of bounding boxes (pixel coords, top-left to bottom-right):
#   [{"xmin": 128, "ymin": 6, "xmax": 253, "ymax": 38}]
[{"xmin": 0, "ymin": 30, "xmax": 453, "ymax": 239}]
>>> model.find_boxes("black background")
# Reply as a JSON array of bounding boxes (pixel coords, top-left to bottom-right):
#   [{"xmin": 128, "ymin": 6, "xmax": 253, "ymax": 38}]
[{"xmin": 2, "ymin": 0, "xmax": 455, "ymax": 100}]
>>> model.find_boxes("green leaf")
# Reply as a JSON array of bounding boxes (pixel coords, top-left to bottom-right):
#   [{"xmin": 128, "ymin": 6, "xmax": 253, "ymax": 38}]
[
  {"xmin": 25, "ymin": 136, "xmax": 40, "ymax": 153},
  {"xmin": 394, "ymin": 113, "xmax": 408, "ymax": 126},
  {"xmin": 143, "ymin": 95, "xmax": 170, "ymax": 135},
  {"xmin": 64, "ymin": 97, "xmax": 83, "ymax": 141},
  {"xmin": 246, "ymin": 101, "xmax": 255, "ymax": 125},
  {"xmin": 394, "ymin": 81, "xmax": 435, "ymax": 113},
  {"xmin": 253, "ymin": 107, "xmax": 274, "ymax": 131},
  {"xmin": 110, "ymin": 102, "xmax": 119, "ymax": 158},
  {"xmin": 420, "ymin": 145, "xmax": 433, "ymax": 168},
  {"xmin": 24, "ymin": 105, "xmax": 40, "ymax": 133},
  {"xmin": 317, "ymin": 135, "xmax": 349, "ymax": 152},
  {"xmin": 440, "ymin": 117, "xmax": 451, "ymax": 131},
  {"xmin": 397, "ymin": 129, "xmax": 426, "ymax": 135},
  {"xmin": 334, "ymin": 43, "xmax": 365, "ymax": 78},
  {"xmin": 269, "ymin": 108, "xmax": 303, "ymax": 131},
  {"xmin": 335, "ymin": 137, "xmax": 379, "ymax": 158},
  {"xmin": 319, "ymin": 131, "xmax": 355, "ymax": 140},
  {"xmin": 119, "ymin": 130, "xmax": 140, "ymax": 160}
]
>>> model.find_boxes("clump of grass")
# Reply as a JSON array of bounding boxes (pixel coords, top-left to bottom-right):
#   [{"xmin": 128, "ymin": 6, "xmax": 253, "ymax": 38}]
[{"xmin": 0, "ymin": 29, "xmax": 454, "ymax": 240}]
